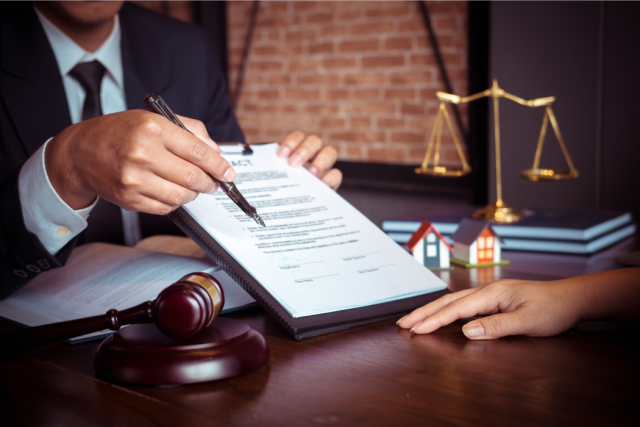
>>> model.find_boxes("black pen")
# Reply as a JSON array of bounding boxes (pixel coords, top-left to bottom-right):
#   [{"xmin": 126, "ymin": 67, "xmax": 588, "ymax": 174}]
[{"xmin": 143, "ymin": 93, "xmax": 265, "ymax": 227}]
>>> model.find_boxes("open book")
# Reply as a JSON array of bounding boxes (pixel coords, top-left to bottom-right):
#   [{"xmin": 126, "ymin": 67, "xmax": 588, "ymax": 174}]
[{"xmin": 0, "ymin": 243, "xmax": 256, "ymax": 343}]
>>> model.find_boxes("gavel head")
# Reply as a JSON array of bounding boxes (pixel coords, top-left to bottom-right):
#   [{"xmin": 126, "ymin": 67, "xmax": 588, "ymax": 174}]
[{"xmin": 152, "ymin": 272, "xmax": 225, "ymax": 340}]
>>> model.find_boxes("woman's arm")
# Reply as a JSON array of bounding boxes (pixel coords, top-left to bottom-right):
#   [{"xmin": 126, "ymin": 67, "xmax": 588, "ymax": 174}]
[{"xmin": 397, "ymin": 267, "xmax": 640, "ymax": 340}]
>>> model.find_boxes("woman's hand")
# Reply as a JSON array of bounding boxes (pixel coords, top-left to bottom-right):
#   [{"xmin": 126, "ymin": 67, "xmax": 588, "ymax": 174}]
[
  {"xmin": 277, "ymin": 131, "xmax": 342, "ymax": 190},
  {"xmin": 398, "ymin": 268, "xmax": 640, "ymax": 340},
  {"xmin": 397, "ymin": 279, "xmax": 585, "ymax": 340}
]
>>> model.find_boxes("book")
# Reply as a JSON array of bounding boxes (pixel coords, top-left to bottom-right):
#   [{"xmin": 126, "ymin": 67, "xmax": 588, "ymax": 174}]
[
  {"xmin": 382, "ymin": 206, "xmax": 636, "ymax": 254},
  {"xmin": 387, "ymin": 224, "xmax": 636, "ymax": 254},
  {"xmin": 0, "ymin": 243, "xmax": 257, "ymax": 343},
  {"xmin": 170, "ymin": 143, "xmax": 448, "ymax": 339},
  {"xmin": 506, "ymin": 236, "xmax": 636, "ymax": 278}
]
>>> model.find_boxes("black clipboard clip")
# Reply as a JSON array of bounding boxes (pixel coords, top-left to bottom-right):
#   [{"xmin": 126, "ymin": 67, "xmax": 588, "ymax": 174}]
[{"xmin": 217, "ymin": 142, "xmax": 254, "ymax": 156}]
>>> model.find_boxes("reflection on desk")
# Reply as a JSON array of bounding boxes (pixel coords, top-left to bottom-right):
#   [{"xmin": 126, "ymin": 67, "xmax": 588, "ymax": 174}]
[
  {"xmin": 504, "ymin": 236, "xmax": 635, "ymax": 278},
  {"xmin": 1, "ymin": 255, "xmax": 639, "ymax": 426}
]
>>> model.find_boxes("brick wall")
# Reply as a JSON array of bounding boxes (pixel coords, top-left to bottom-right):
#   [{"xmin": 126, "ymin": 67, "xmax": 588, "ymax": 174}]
[
  {"xmin": 227, "ymin": 1, "xmax": 469, "ymax": 166},
  {"xmin": 132, "ymin": 1, "xmax": 470, "ymax": 166}
]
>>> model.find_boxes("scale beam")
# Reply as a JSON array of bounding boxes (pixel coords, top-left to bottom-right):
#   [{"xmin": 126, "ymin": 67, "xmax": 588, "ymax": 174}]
[{"xmin": 416, "ymin": 79, "xmax": 579, "ymax": 223}]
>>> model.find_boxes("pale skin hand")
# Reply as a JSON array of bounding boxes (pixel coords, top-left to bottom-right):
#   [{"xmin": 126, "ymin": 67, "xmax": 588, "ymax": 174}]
[
  {"xmin": 45, "ymin": 110, "xmax": 232, "ymax": 214},
  {"xmin": 277, "ymin": 131, "xmax": 343, "ymax": 190},
  {"xmin": 397, "ymin": 268, "xmax": 640, "ymax": 340}
]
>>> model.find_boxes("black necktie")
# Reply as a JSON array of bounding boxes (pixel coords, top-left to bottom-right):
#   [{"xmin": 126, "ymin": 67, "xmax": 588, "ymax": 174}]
[
  {"xmin": 69, "ymin": 60, "xmax": 106, "ymax": 121},
  {"xmin": 68, "ymin": 60, "xmax": 125, "ymax": 246}
]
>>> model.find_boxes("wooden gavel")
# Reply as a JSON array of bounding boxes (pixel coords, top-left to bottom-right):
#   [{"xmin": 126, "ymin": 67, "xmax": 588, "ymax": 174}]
[{"xmin": 1, "ymin": 272, "xmax": 225, "ymax": 353}]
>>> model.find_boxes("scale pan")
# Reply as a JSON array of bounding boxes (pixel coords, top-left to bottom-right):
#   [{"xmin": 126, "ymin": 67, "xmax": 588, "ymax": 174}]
[
  {"xmin": 520, "ymin": 168, "xmax": 579, "ymax": 181},
  {"xmin": 415, "ymin": 165, "xmax": 471, "ymax": 177}
]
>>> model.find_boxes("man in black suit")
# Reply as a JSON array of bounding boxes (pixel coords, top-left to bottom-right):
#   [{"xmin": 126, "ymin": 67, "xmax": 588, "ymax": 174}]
[{"xmin": 0, "ymin": 1, "xmax": 342, "ymax": 297}]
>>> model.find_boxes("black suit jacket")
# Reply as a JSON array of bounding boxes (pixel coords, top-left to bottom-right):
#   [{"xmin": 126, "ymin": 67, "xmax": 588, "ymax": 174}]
[{"xmin": 0, "ymin": 3, "xmax": 244, "ymax": 298}]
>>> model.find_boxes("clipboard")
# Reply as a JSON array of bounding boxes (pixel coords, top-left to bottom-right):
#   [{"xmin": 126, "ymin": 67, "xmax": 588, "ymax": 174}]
[{"xmin": 168, "ymin": 207, "xmax": 449, "ymax": 340}]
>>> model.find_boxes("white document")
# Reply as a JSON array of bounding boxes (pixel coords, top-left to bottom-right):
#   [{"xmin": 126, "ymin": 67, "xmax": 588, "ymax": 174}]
[
  {"xmin": 0, "ymin": 243, "xmax": 256, "ymax": 342},
  {"xmin": 184, "ymin": 143, "xmax": 447, "ymax": 318}
]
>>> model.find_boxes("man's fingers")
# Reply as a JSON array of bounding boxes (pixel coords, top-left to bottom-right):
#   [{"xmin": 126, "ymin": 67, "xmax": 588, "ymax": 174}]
[
  {"xmin": 320, "ymin": 168, "xmax": 343, "ymax": 190},
  {"xmin": 145, "ymin": 151, "xmax": 217, "ymax": 194},
  {"xmin": 163, "ymin": 130, "xmax": 235, "ymax": 182},
  {"xmin": 397, "ymin": 288, "xmax": 477, "ymax": 330},
  {"xmin": 308, "ymin": 146, "xmax": 338, "ymax": 177},
  {"xmin": 278, "ymin": 131, "xmax": 305, "ymax": 158},
  {"xmin": 288, "ymin": 134, "xmax": 322, "ymax": 168},
  {"xmin": 138, "ymin": 174, "xmax": 200, "ymax": 210},
  {"xmin": 176, "ymin": 114, "xmax": 220, "ymax": 153},
  {"xmin": 142, "ymin": 112, "xmax": 228, "ymax": 183},
  {"xmin": 410, "ymin": 287, "xmax": 502, "ymax": 334},
  {"xmin": 462, "ymin": 310, "xmax": 537, "ymax": 340},
  {"xmin": 120, "ymin": 194, "xmax": 178, "ymax": 216}
]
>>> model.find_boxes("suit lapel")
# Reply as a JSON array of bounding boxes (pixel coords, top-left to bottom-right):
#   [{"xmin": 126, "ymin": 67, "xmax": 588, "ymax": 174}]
[
  {"xmin": 121, "ymin": 36, "xmax": 148, "ymax": 110},
  {"xmin": 0, "ymin": 3, "xmax": 173, "ymax": 158},
  {"xmin": 0, "ymin": 4, "xmax": 71, "ymax": 157},
  {"xmin": 120, "ymin": 4, "xmax": 171, "ymax": 110}
]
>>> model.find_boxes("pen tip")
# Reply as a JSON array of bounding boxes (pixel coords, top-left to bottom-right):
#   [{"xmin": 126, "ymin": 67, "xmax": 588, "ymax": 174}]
[{"xmin": 253, "ymin": 213, "xmax": 265, "ymax": 227}]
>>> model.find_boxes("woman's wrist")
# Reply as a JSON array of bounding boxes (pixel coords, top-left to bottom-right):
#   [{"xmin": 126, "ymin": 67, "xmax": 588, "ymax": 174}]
[{"xmin": 558, "ymin": 268, "xmax": 640, "ymax": 324}]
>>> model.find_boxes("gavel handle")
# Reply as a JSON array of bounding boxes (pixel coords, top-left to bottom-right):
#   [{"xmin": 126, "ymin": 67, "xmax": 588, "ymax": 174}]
[{"xmin": 1, "ymin": 301, "xmax": 153, "ymax": 353}]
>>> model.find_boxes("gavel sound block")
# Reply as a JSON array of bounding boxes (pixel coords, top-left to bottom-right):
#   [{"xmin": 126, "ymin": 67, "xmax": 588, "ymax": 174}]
[{"xmin": 2, "ymin": 272, "xmax": 269, "ymax": 386}]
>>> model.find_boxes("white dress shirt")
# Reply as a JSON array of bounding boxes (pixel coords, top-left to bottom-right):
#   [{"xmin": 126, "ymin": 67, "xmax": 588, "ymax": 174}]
[{"xmin": 18, "ymin": 8, "xmax": 129, "ymax": 255}]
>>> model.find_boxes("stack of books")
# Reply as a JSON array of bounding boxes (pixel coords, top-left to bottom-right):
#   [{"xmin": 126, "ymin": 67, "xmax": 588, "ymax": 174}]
[{"xmin": 382, "ymin": 206, "xmax": 636, "ymax": 254}]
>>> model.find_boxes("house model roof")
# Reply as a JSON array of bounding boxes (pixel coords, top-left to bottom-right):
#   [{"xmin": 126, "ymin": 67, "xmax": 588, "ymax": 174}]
[
  {"xmin": 405, "ymin": 220, "xmax": 453, "ymax": 252},
  {"xmin": 451, "ymin": 218, "xmax": 503, "ymax": 245}
]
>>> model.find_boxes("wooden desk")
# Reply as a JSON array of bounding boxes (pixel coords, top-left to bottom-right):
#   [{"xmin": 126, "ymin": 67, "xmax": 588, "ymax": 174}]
[{"xmin": 1, "ymin": 261, "xmax": 639, "ymax": 426}]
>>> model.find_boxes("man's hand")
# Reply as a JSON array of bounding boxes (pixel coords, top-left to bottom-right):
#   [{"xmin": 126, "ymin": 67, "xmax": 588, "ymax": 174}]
[
  {"xmin": 45, "ymin": 110, "xmax": 235, "ymax": 214},
  {"xmin": 277, "ymin": 131, "xmax": 342, "ymax": 190}
]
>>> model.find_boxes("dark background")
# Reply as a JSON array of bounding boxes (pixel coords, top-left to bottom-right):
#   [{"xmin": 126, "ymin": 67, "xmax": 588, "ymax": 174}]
[
  {"xmin": 488, "ymin": 1, "xmax": 639, "ymax": 219},
  {"xmin": 144, "ymin": 0, "xmax": 640, "ymax": 238}
]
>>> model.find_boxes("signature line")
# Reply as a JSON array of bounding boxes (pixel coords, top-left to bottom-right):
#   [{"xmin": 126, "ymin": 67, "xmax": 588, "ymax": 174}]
[
  {"xmin": 281, "ymin": 261, "xmax": 325, "ymax": 268},
  {"xmin": 297, "ymin": 274, "xmax": 340, "ymax": 280},
  {"xmin": 343, "ymin": 251, "xmax": 381, "ymax": 260},
  {"xmin": 357, "ymin": 264, "xmax": 396, "ymax": 273}
]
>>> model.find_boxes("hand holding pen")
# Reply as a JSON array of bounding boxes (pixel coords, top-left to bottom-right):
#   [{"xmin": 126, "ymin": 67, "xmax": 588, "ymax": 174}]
[
  {"xmin": 144, "ymin": 93, "xmax": 265, "ymax": 227},
  {"xmin": 44, "ymin": 108, "xmax": 235, "ymax": 215}
]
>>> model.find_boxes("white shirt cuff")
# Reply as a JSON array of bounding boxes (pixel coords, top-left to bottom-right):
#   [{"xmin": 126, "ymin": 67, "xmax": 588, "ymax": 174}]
[{"xmin": 18, "ymin": 138, "xmax": 98, "ymax": 255}]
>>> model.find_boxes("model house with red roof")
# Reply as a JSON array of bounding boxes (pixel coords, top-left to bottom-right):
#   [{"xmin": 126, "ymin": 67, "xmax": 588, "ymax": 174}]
[
  {"xmin": 450, "ymin": 218, "xmax": 508, "ymax": 267},
  {"xmin": 405, "ymin": 221, "xmax": 453, "ymax": 269}
]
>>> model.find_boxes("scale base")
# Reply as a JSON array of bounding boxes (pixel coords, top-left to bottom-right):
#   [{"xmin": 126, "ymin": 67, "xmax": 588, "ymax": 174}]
[
  {"xmin": 94, "ymin": 318, "xmax": 269, "ymax": 386},
  {"xmin": 473, "ymin": 201, "xmax": 524, "ymax": 223}
]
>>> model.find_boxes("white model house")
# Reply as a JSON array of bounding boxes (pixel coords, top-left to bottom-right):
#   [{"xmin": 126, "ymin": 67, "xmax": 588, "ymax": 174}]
[
  {"xmin": 451, "ymin": 218, "xmax": 507, "ymax": 267},
  {"xmin": 405, "ymin": 220, "xmax": 453, "ymax": 269}
]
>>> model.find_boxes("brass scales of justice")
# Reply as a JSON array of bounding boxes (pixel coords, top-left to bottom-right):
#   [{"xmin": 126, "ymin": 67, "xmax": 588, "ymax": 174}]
[{"xmin": 415, "ymin": 79, "xmax": 579, "ymax": 223}]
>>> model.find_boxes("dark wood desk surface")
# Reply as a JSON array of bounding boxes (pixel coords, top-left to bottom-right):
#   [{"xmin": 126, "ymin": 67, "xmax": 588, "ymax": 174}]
[{"xmin": 2, "ymin": 249, "xmax": 639, "ymax": 426}]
